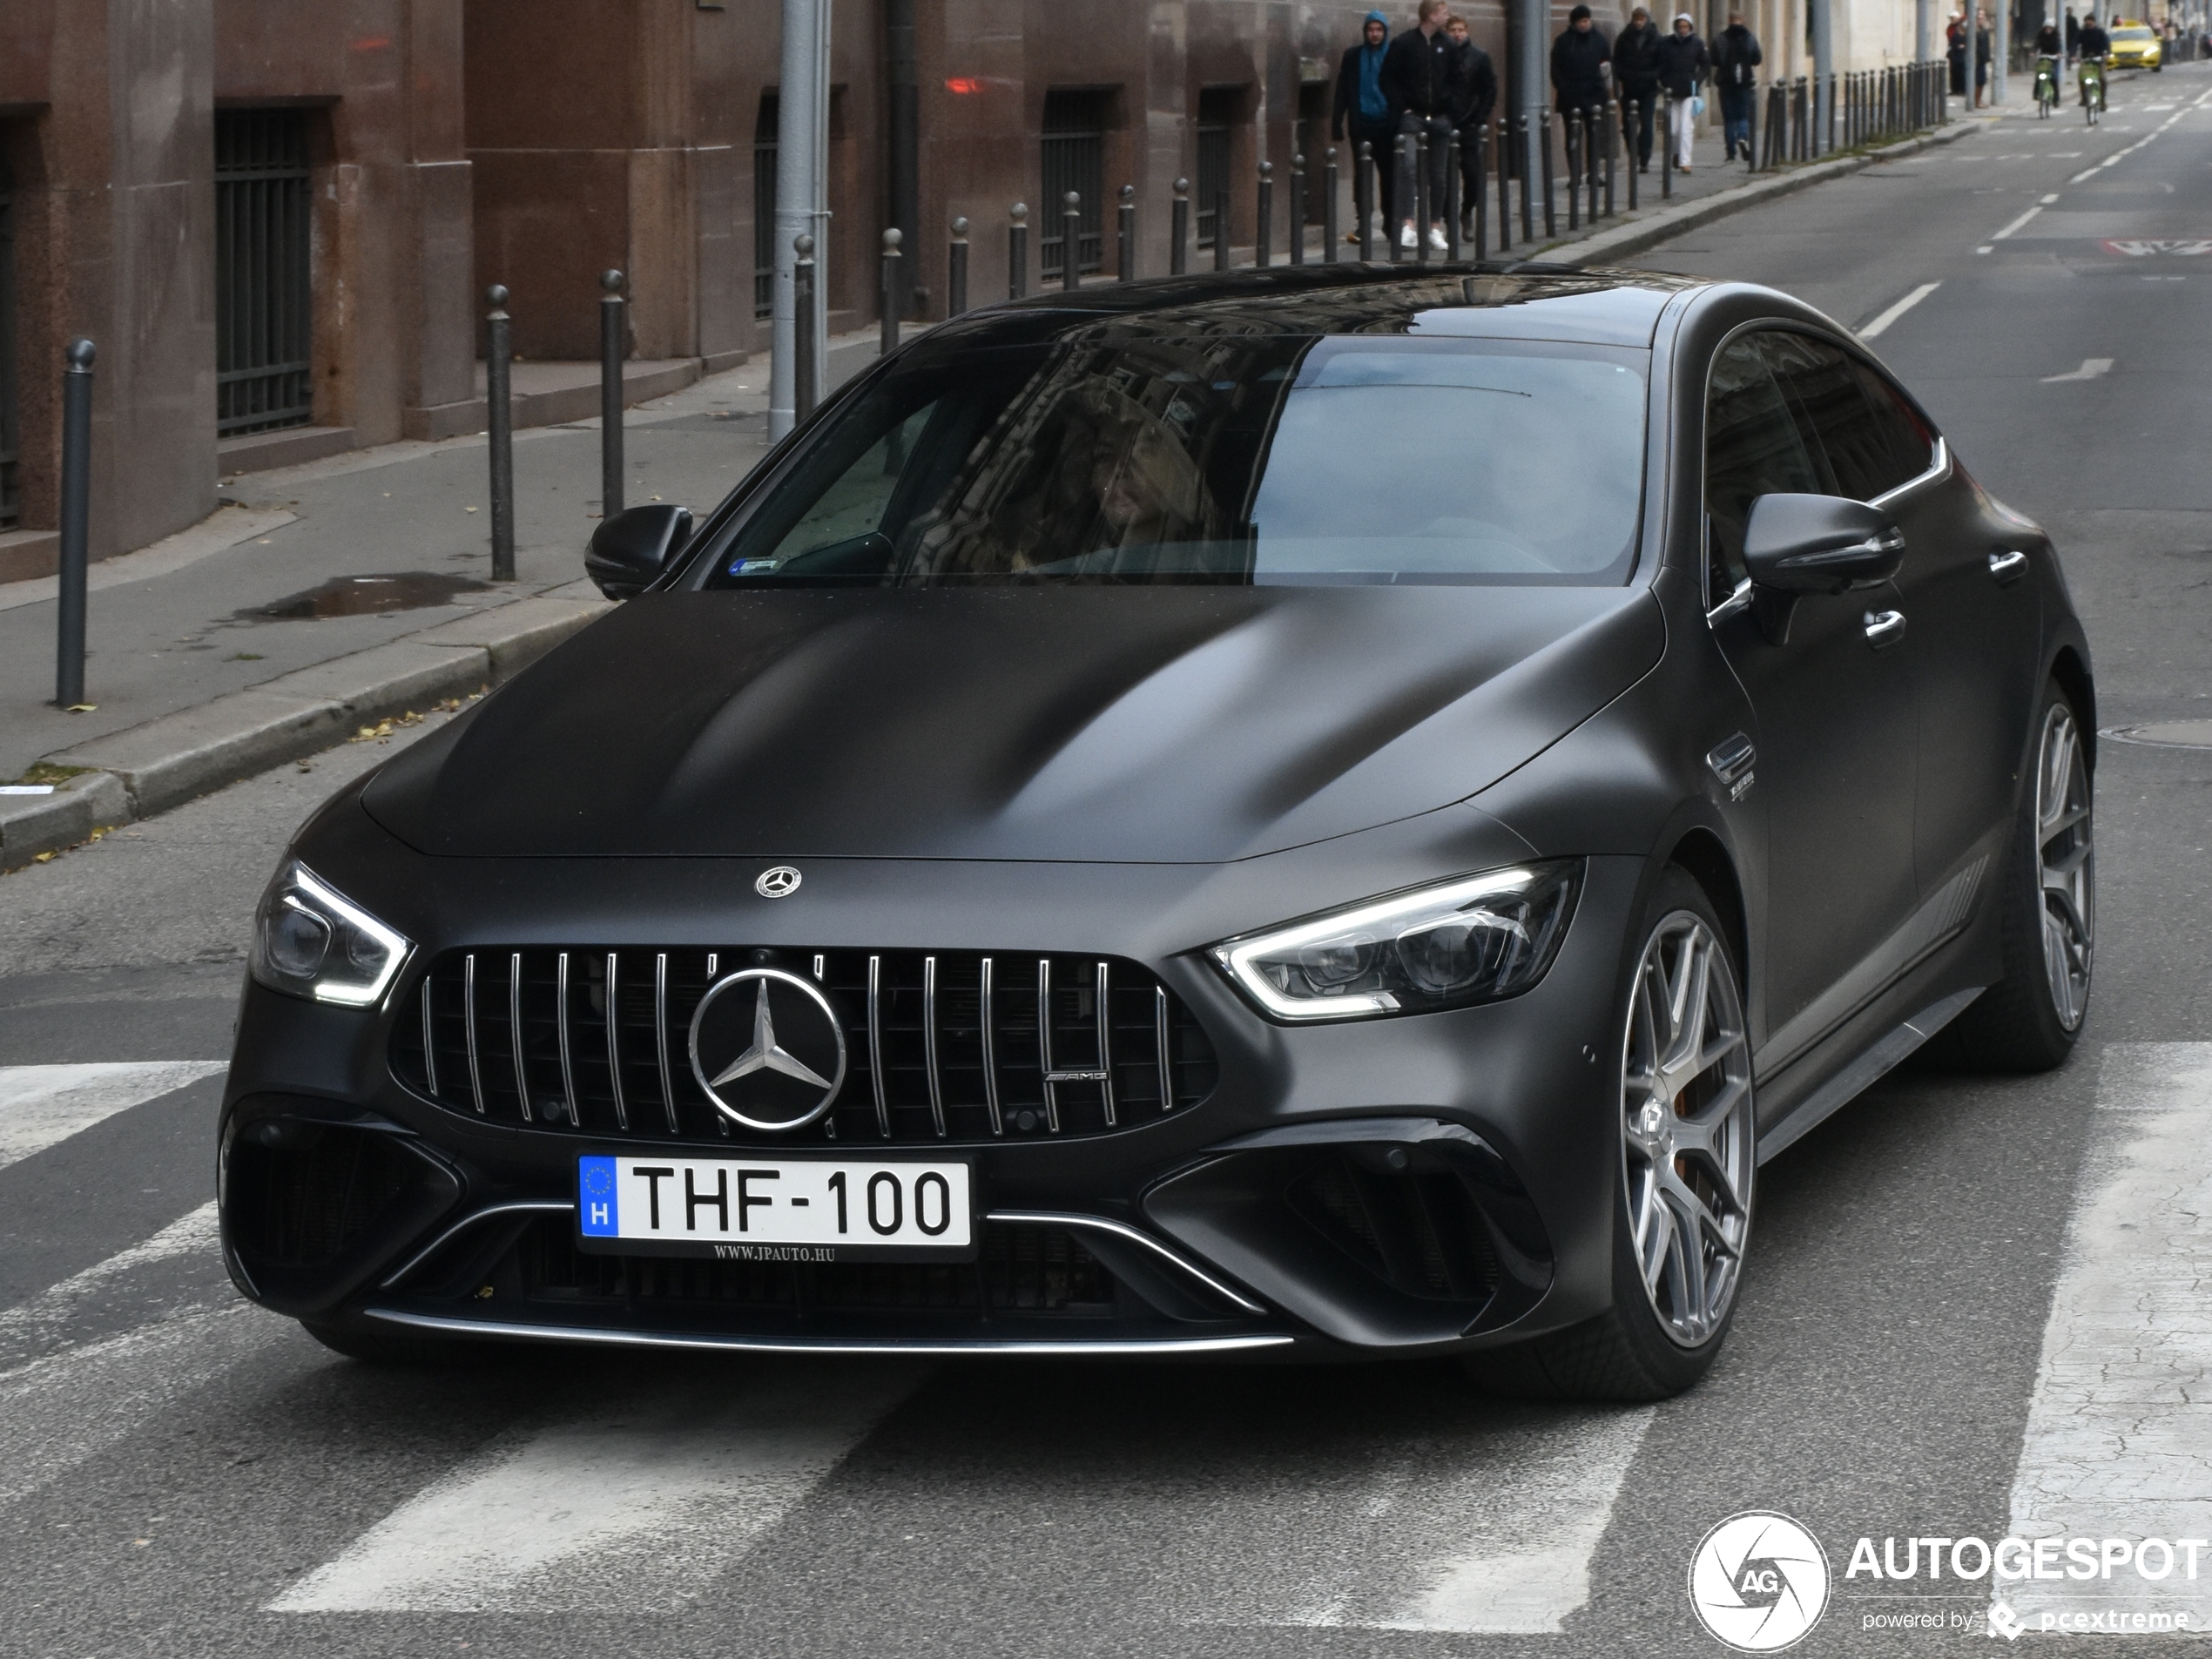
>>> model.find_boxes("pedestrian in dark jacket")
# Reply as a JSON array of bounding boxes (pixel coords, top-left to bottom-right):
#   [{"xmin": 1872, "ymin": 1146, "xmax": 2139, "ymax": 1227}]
[
  {"xmin": 1615, "ymin": 7, "xmax": 1662, "ymax": 169},
  {"xmin": 1655, "ymin": 13, "xmax": 1710, "ymax": 172},
  {"xmin": 1446, "ymin": 14, "xmax": 1498, "ymax": 233},
  {"xmin": 1552, "ymin": 3, "xmax": 1613, "ymax": 119},
  {"xmin": 1712, "ymin": 12, "xmax": 1762, "ymax": 162},
  {"xmin": 1332, "ymin": 10, "xmax": 1398, "ymax": 239},
  {"xmin": 1380, "ymin": 0, "xmax": 1459, "ymax": 252},
  {"xmin": 2065, "ymin": 7, "xmax": 2080, "ymax": 59}
]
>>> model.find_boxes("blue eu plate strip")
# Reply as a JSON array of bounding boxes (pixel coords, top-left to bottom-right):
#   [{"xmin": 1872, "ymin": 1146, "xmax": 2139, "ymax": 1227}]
[{"xmin": 577, "ymin": 1156, "xmax": 619, "ymax": 1236}]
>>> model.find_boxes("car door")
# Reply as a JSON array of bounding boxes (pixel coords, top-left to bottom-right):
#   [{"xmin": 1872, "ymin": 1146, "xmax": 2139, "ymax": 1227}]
[
  {"xmin": 1703, "ymin": 331, "xmax": 1921, "ymax": 1057},
  {"xmin": 1760, "ymin": 332, "xmax": 2036, "ymax": 900}
]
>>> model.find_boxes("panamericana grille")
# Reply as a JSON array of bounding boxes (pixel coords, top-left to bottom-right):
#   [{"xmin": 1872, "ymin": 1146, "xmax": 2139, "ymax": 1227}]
[{"xmin": 388, "ymin": 947, "xmax": 1218, "ymax": 1144}]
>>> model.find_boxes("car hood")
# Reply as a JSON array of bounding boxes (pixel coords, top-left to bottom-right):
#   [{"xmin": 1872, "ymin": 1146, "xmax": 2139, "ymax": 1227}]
[{"xmin": 361, "ymin": 584, "xmax": 1664, "ymax": 862}]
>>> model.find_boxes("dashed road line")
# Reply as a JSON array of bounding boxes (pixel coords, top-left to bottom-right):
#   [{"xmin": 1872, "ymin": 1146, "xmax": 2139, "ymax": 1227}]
[
  {"xmin": 2041, "ymin": 357, "xmax": 2114, "ymax": 382},
  {"xmin": 1858, "ymin": 282, "xmax": 1942, "ymax": 339},
  {"xmin": 1993, "ymin": 204, "xmax": 2047, "ymax": 239},
  {"xmin": 0, "ymin": 1202, "xmax": 221, "ymax": 1369}
]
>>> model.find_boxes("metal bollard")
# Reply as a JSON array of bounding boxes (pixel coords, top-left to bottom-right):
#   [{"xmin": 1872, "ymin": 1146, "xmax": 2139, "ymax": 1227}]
[
  {"xmin": 484, "ymin": 286, "xmax": 515, "ymax": 583},
  {"xmin": 1472, "ymin": 126, "xmax": 1488, "ymax": 260},
  {"xmin": 599, "ymin": 270, "xmax": 625, "ymax": 521},
  {"xmin": 793, "ymin": 235, "xmax": 817, "ymax": 421},
  {"xmin": 1256, "ymin": 160, "xmax": 1272, "ymax": 267},
  {"xmin": 53, "ymin": 339, "xmax": 93, "ymax": 709},
  {"xmin": 1445, "ymin": 131, "xmax": 1460, "ymax": 260},
  {"xmin": 1496, "ymin": 116, "xmax": 1513, "ymax": 252},
  {"xmin": 1214, "ymin": 189, "xmax": 1231, "ymax": 271},
  {"xmin": 1008, "ymin": 203, "xmax": 1028, "ymax": 300},
  {"xmin": 948, "ymin": 216, "xmax": 969, "ymax": 316},
  {"xmin": 1062, "ymin": 191, "xmax": 1082, "ymax": 292},
  {"xmin": 1541, "ymin": 111, "xmax": 1556, "ymax": 236},
  {"xmin": 1603, "ymin": 102, "xmax": 1616, "ymax": 215},
  {"xmin": 1518, "ymin": 113, "xmax": 1535, "ymax": 243},
  {"xmin": 1171, "ymin": 178, "xmax": 1190, "ymax": 275},
  {"xmin": 1567, "ymin": 113, "xmax": 1581, "ymax": 231},
  {"xmin": 1358, "ymin": 142, "xmax": 1376, "ymax": 260},
  {"xmin": 1662, "ymin": 96, "xmax": 1675, "ymax": 197},
  {"xmin": 1290, "ymin": 153, "xmax": 1306, "ymax": 266},
  {"xmin": 880, "ymin": 228, "xmax": 903, "ymax": 354},
  {"xmin": 1324, "ymin": 147, "xmax": 1339, "ymax": 263},
  {"xmin": 1415, "ymin": 130, "xmax": 1431, "ymax": 262},
  {"xmin": 1117, "ymin": 185, "xmax": 1136, "ymax": 282},
  {"xmin": 1391, "ymin": 133, "xmax": 1407, "ymax": 260}
]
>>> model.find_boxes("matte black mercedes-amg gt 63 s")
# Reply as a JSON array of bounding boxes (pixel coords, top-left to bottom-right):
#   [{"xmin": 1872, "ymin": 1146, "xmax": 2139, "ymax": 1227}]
[{"xmin": 219, "ymin": 266, "xmax": 2094, "ymax": 1399}]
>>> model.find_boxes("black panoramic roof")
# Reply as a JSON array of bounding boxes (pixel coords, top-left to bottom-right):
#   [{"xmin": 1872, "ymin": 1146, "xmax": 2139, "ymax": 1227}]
[{"xmin": 927, "ymin": 262, "xmax": 1703, "ymax": 350}]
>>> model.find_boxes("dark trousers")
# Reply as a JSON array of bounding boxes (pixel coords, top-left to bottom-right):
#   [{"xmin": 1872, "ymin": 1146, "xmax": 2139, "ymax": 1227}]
[
  {"xmin": 1350, "ymin": 118, "xmax": 1399, "ymax": 229},
  {"xmin": 1620, "ymin": 86, "xmax": 1656, "ymax": 165},
  {"xmin": 1456, "ymin": 122, "xmax": 1487, "ymax": 218},
  {"xmin": 1395, "ymin": 111, "xmax": 1456, "ymax": 226},
  {"xmin": 1720, "ymin": 84, "xmax": 1753, "ymax": 156}
]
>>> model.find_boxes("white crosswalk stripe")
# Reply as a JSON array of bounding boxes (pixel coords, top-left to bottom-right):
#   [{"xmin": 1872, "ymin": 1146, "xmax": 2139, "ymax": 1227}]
[
  {"xmin": 269, "ymin": 1360, "xmax": 927, "ymax": 1613},
  {"xmin": 0, "ymin": 1062, "xmax": 226, "ymax": 1170},
  {"xmin": 2000, "ymin": 1042, "xmax": 2212, "ymax": 1632},
  {"xmin": 0, "ymin": 1201, "xmax": 222, "ymax": 1369}
]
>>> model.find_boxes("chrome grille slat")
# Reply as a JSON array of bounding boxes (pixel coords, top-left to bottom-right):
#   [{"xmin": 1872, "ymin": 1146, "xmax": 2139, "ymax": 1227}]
[
  {"xmin": 921, "ymin": 955, "xmax": 947, "ymax": 1137},
  {"xmin": 1037, "ymin": 958, "xmax": 1061, "ymax": 1133},
  {"xmin": 556, "ymin": 953, "xmax": 577, "ymax": 1126},
  {"xmin": 654, "ymin": 952, "xmax": 678, "ymax": 1134},
  {"xmin": 1154, "ymin": 983, "xmax": 1174, "ymax": 1113},
  {"xmin": 867, "ymin": 954, "xmax": 891, "ymax": 1138},
  {"xmin": 980, "ymin": 955, "xmax": 1003, "ymax": 1136},
  {"xmin": 509, "ymin": 951, "xmax": 533, "ymax": 1123},
  {"xmin": 397, "ymin": 946, "xmax": 1217, "ymax": 1145},
  {"xmin": 463, "ymin": 953, "xmax": 485, "ymax": 1114},
  {"xmin": 604, "ymin": 951, "xmax": 630, "ymax": 1130},
  {"xmin": 1095, "ymin": 961, "xmax": 1116, "ymax": 1128}
]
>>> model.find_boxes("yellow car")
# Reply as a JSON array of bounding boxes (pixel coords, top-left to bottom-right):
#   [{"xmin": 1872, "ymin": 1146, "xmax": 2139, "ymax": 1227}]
[{"xmin": 2108, "ymin": 24, "xmax": 2164, "ymax": 68}]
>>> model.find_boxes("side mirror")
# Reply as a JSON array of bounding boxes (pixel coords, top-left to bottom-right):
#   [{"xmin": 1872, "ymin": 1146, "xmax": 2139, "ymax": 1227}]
[
  {"xmin": 1743, "ymin": 493, "xmax": 1905, "ymax": 594},
  {"xmin": 585, "ymin": 503, "xmax": 694, "ymax": 600}
]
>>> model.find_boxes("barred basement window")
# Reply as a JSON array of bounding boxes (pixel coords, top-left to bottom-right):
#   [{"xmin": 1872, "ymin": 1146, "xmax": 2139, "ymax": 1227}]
[
  {"xmin": 1041, "ymin": 90, "xmax": 1108, "ymax": 280},
  {"xmin": 754, "ymin": 92, "xmax": 779, "ymax": 320},
  {"xmin": 0, "ymin": 156, "xmax": 17, "ymax": 529},
  {"xmin": 215, "ymin": 111, "xmax": 313, "ymax": 436}
]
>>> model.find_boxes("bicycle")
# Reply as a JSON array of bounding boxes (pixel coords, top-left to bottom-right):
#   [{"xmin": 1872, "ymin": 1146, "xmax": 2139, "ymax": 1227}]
[
  {"xmin": 2080, "ymin": 54, "xmax": 2107, "ymax": 124},
  {"xmin": 2035, "ymin": 52, "xmax": 2060, "ymax": 116}
]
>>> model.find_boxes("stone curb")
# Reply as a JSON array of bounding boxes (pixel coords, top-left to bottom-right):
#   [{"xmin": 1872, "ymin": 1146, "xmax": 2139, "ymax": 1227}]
[
  {"xmin": 1548, "ymin": 118, "xmax": 1985, "ymax": 268},
  {"xmin": 2, "ymin": 589, "xmax": 611, "ymax": 870}
]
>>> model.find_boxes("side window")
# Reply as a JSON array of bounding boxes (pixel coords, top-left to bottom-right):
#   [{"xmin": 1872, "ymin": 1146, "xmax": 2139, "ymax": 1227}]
[
  {"xmin": 1851, "ymin": 360, "xmax": 1937, "ymax": 489},
  {"xmin": 1704, "ymin": 336, "xmax": 1823, "ymax": 609},
  {"xmin": 1760, "ymin": 331, "xmax": 1930, "ymax": 502}
]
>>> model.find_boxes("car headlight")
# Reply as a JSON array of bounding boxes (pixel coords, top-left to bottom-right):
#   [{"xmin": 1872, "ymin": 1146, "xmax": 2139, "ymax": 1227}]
[
  {"xmin": 249, "ymin": 860, "xmax": 413, "ymax": 1007},
  {"xmin": 1209, "ymin": 860, "xmax": 1582, "ymax": 1022}
]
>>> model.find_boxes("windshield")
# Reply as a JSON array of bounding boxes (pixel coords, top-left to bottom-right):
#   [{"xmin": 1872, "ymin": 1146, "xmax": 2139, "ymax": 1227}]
[
  {"xmin": 700, "ymin": 334, "xmax": 1649, "ymax": 588},
  {"xmin": 2114, "ymin": 27, "xmax": 2154, "ymax": 37}
]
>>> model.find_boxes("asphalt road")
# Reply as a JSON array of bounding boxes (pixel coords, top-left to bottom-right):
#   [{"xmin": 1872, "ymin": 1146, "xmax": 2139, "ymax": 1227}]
[{"xmin": 5, "ymin": 75, "xmax": 2212, "ymax": 1657}]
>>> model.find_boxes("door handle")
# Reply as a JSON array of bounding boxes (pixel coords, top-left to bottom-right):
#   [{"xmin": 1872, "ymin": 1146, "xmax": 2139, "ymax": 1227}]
[
  {"xmin": 1988, "ymin": 550, "xmax": 2029, "ymax": 584},
  {"xmin": 1863, "ymin": 609, "xmax": 1907, "ymax": 651}
]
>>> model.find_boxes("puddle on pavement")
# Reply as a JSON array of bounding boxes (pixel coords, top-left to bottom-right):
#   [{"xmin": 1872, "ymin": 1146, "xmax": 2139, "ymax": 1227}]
[{"xmin": 238, "ymin": 571, "xmax": 493, "ymax": 622}]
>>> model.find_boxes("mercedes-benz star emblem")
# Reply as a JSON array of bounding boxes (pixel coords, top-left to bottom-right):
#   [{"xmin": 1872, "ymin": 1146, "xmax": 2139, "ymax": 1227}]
[
  {"xmin": 756, "ymin": 865, "xmax": 802, "ymax": 899},
  {"xmin": 688, "ymin": 968, "xmax": 846, "ymax": 1130}
]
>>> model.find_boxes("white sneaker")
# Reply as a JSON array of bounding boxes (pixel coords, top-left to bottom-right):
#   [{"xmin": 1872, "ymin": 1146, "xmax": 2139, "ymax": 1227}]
[
  {"xmin": 1427, "ymin": 226, "xmax": 1449, "ymax": 253},
  {"xmin": 1399, "ymin": 222, "xmax": 1418, "ymax": 249}
]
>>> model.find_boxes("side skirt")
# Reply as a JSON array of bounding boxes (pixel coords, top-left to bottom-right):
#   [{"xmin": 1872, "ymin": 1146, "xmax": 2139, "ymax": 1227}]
[{"xmin": 1755, "ymin": 984, "xmax": 1984, "ymax": 1164}]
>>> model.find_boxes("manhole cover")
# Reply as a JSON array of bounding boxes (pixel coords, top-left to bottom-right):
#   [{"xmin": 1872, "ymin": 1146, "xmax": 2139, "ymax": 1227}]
[
  {"xmin": 2104, "ymin": 720, "xmax": 2212, "ymax": 748},
  {"xmin": 238, "ymin": 571, "xmax": 493, "ymax": 622}
]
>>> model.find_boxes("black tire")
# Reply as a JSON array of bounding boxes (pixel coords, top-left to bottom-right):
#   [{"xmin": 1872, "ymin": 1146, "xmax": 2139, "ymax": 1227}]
[
  {"xmin": 1929, "ymin": 679, "xmax": 2093, "ymax": 1072},
  {"xmin": 1465, "ymin": 867, "xmax": 1754, "ymax": 1402},
  {"xmin": 300, "ymin": 1318, "xmax": 509, "ymax": 1367}
]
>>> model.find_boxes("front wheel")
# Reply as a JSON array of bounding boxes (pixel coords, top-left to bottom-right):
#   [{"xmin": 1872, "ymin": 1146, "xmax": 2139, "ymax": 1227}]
[{"xmin": 1465, "ymin": 867, "xmax": 1755, "ymax": 1401}]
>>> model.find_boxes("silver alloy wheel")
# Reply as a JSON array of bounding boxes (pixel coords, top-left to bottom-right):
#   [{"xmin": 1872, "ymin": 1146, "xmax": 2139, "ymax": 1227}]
[
  {"xmin": 2036, "ymin": 702, "xmax": 2094, "ymax": 1031},
  {"xmin": 1621, "ymin": 912, "xmax": 1756, "ymax": 1348}
]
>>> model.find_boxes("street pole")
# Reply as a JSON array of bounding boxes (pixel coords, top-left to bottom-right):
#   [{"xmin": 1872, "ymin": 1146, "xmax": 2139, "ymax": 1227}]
[
  {"xmin": 1993, "ymin": 0, "xmax": 2010, "ymax": 104},
  {"xmin": 1919, "ymin": 0, "xmax": 1935, "ymax": 68},
  {"xmin": 1813, "ymin": 0, "xmax": 1834, "ymax": 154},
  {"xmin": 484, "ymin": 287, "xmax": 514, "ymax": 583},
  {"xmin": 1520, "ymin": 0, "xmax": 1548, "ymax": 239},
  {"xmin": 598, "ymin": 270, "xmax": 624, "ymax": 521},
  {"xmin": 880, "ymin": 229, "xmax": 902, "ymax": 353},
  {"xmin": 54, "ymin": 339, "xmax": 93, "ymax": 710},
  {"xmin": 770, "ymin": 0, "xmax": 831, "ymax": 442}
]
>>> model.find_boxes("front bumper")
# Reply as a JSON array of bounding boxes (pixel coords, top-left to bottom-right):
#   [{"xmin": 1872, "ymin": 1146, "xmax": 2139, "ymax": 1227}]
[{"xmin": 218, "ymin": 806, "xmax": 1647, "ymax": 1359}]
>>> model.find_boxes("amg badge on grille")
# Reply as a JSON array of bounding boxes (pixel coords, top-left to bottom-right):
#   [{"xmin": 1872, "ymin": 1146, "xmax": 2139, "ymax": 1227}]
[{"xmin": 688, "ymin": 969, "xmax": 847, "ymax": 1130}]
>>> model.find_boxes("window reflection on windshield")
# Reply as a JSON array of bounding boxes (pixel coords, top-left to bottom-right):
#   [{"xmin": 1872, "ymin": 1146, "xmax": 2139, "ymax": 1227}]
[{"xmin": 705, "ymin": 333, "xmax": 1647, "ymax": 589}]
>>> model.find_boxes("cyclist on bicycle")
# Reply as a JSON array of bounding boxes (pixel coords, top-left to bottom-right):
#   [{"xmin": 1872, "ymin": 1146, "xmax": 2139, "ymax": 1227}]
[
  {"xmin": 2034, "ymin": 20, "xmax": 2063, "ymax": 108},
  {"xmin": 2080, "ymin": 12, "xmax": 2110, "ymax": 106}
]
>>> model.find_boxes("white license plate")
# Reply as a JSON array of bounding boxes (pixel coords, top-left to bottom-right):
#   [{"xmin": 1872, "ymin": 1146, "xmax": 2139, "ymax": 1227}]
[{"xmin": 577, "ymin": 1154, "xmax": 974, "ymax": 1262}]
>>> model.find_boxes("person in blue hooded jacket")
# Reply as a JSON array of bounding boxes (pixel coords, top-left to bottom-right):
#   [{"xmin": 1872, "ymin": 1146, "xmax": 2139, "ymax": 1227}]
[{"xmin": 1333, "ymin": 10, "xmax": 1399, "ymax": 240}]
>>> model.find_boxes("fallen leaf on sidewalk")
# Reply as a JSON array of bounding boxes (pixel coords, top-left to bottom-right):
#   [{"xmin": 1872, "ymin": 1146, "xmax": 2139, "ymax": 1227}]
[
  {"xmin": 64, "ymin": 705, "xmax": 97, "ymax": 713},
  {"xmin": 465, "ymin": 506, "xmax": 479, "ymax": 514}
]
